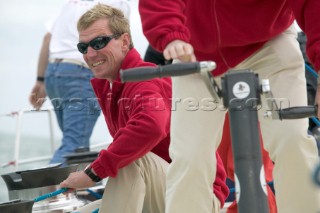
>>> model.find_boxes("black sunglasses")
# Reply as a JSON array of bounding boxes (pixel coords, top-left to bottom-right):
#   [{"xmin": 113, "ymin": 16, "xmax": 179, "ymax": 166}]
[{"xmin": 77, "ymin": 35, "xmax": 119, "ymax": 54}]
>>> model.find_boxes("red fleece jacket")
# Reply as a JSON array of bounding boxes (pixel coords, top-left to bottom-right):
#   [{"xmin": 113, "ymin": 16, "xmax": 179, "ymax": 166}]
[
  {"xmin": 139, "ymin": 0, "xmax": 320, "ymax": 75},
  {"xmin": 90, "ymin": 48, "xmax": 229, "ymax": 207}
]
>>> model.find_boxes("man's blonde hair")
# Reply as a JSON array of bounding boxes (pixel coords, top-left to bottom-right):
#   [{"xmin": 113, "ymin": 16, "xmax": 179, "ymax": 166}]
[{"xmin": 78, "ymin": 3, "xmax": 133, "ymax": 48}]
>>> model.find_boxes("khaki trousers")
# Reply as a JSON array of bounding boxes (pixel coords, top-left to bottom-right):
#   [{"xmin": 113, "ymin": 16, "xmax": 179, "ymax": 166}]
[
  {"xmin": 166, "ymin": 24, "xmax": 320, "ymax": 213},
  {"xmin": 74, "ymin": 152, "xmax": 168, "ymax": 213}
]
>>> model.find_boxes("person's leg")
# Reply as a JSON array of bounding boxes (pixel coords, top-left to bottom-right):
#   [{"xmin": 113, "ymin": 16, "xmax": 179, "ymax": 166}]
[
  {"xmin": 166, "ymin": 73, "xmax": 226, "ymax": 213},
  {"xmin": 99, "ymin": 152, "xmax": 168, "ymax": 213},
  {"xmin": 45, "ymin": 63, "xmax": 64, "ymax": 135},
  {"xmin": 47, "ymin": 64, "xmax": 100, "ymax": 164},
  {"xmin": 234, "ymin": 24, "xmax": 320, "ymax": 213}
]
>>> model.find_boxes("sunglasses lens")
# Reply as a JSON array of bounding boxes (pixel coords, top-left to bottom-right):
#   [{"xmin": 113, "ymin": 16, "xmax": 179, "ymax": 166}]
[
  {"xmin": 77, "ymin": 35, "xmax": 117, "ymax": 54},
  {"xmin": 91, "ymin": 37, "xmax": 110, "ymax": 50},
  {"xmin": 77, "ymin": 43, "xmax": 89, "ymax": 54}
]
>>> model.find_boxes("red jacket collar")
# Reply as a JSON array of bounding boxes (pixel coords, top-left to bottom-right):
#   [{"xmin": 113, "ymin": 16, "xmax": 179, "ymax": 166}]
[{"xmin": 112, "ymin": 48, "xmax": 144, "ymax": 91}]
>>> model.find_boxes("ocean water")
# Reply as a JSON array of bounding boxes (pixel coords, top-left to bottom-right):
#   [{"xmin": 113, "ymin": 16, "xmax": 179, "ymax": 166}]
[{"xmin": 0, "ymin": 132, "xmax": 56, "ymax": 202}]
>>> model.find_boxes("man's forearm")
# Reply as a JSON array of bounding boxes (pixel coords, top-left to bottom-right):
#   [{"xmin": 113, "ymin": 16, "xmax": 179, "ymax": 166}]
[{"xmin": 36, "ymin": 32, "xmax": 51, "ymax": 79}]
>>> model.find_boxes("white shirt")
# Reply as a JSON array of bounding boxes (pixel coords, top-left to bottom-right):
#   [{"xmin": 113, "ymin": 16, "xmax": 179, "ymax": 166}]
[{"xmin": 47, "ymin": 0, "xmax": 130, "ymax": 63}]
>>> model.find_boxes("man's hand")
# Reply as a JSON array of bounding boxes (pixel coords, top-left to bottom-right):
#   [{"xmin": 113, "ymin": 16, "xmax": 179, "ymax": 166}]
[
  {"xmin": 163, "ymin": 40, "xmax": 196, "ymax": 62},
  {"xmin": 60, "ymin": 171, "xmax": 96, "ymax": 190},
  {"xmin": 29, "ymin": 82, "xmax": 47, "ymax": 110}
]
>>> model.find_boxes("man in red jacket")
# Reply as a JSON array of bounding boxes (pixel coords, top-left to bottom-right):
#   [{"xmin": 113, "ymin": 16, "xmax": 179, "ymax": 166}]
[
  {"xmin": 139, "ymin": 1, "xmax": 320, "ymax": 213},
  {"xmin": 60, "ymin": 3, "xmax": 229, "ymax": 212},
  {"xmin": 143, "ymin": 43, "xmax": 278, "ymax": 213}
]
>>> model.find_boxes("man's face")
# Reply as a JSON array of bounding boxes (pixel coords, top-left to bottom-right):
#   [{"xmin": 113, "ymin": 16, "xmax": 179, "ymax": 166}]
[{"xmin": 78, "ymin": 18, "xmax": 127, "ymax": 81}]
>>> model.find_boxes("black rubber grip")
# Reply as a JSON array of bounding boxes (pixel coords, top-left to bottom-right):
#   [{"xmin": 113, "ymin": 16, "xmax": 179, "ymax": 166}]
[
  {"xmin": 120, "ymin": 62, "xmax": 200, "ymax": 82},
  {"xmin": 279, "ymin": 106, "xmax": 317, "ymax": 120}
]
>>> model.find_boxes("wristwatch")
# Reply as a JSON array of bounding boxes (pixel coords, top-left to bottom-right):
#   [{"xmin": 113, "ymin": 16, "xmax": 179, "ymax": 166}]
[{"xmin": 84, "ymin": 166, "xmax": 102, "ymax": 182}]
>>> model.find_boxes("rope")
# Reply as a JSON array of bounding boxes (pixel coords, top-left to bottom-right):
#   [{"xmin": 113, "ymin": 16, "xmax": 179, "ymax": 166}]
[
  {"xmin": 86, "ymin": 188, "xmax": 103, "ymax": 199},
  {"xmin": 73, "ymin": 208, "xmax": 99, "ymax": 213},
  {"xmin": 92, "ymin": 208, "xmax": 99, "ymax": 213},
  {"xmin": 34, "ymin": 188, "xmax": 68, "ymax": 202},
  {"xmin": 305, "ymin": 63, "xmax": 318, "ymax": 78},
  {"xmin": 33, "ymin": 188, "xmax": 103, "ymax": 202},
  {"xmin": 33, "ymin": 188, "xmax": 102, "ymax": 213},
  {"xmin": 311, "ymin": 117, "xmax": 320, "ymax": 126}
]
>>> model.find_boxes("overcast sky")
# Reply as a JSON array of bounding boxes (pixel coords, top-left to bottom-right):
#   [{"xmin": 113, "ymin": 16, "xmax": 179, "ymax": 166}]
[{"xmin": 0, "ymin": 0, "xmax": 148, "ymax": 141}]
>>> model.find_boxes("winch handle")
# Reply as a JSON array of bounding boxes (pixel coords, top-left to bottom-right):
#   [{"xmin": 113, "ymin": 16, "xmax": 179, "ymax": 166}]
[
  {"xmin": 278, "ymin": 105, "xmax": 317, "ymax": 120},
  {"xmin": 120, "ymin": 61, "xmax": 216, "ymax": 82}
]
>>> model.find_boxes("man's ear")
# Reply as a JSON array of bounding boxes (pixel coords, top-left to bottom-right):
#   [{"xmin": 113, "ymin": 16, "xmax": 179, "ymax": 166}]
[{"xmin": 121, "ymin": 33, "xmax": 130, "ymax": 50}]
